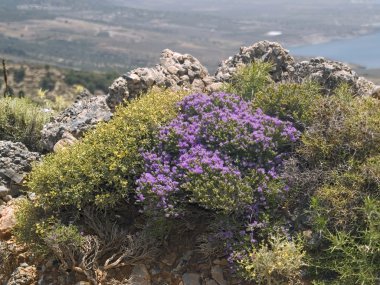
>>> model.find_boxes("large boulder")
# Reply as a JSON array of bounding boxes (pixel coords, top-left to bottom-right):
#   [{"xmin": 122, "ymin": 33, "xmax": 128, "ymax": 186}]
[
  {"xmin": 214, "ymin": 40, "xmax": 295, "ymax": 83},
  {"xmin": 106, "ymin": 49, "xmax": 211, "ymax": 109},
  {"xmin": 0, "ymin": 141, "xmax": 40, "ymax": 197},
  {"xmin": 41, "ymin": 95, "xmax": 112, "ymax": 151},
  {"xmin": 293, "ymin": 57, "xmax": 376, "ymax": 96}
]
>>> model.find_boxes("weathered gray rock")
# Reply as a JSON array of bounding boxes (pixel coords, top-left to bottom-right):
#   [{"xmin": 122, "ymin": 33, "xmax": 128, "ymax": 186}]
[
  {"xmin": 204, "ymin": 279, "xmax": 219, "ymax": 285},
  {"xmin": 182, "ymin": 273, "xmax": 201, "ymax": 285},
  {"xmin": 0, "ymin": 199, "xmax": 17, "ymax": 239},
  {"xmin": 106, "ymin": 49, "xmax": 211, "ymax": 108},
  {"xmin": 6, "ymin": 263, "xmax": 37, "ymax": 285},
  {"xmin": 293, "ymin": 57, "xmax": 376, "ymax": 96},
  {"xmin": 53, "ymin": 131, "xmax": 78, "ymax": 153},
  {"xmin": 0, "ymin": 185, "xmax": 9, "ymax": 198},
  {"xmin": 130, "ymin": 264, "xmax": 151, "ymax": 285},
  {"xmin": 215, "ymin": 40, "xmax": 295, "ymax": 83},
  {"xmin": 211, "ymin": 265, "xmax": 227, "ymax": 285},
  {"xmin": 41, "ymin": 95, "xmax": 112, "ymax": 151},
  {"xmin": 0, "ymin": 141, "xmax": 40, "ymax": 196},
  {"xmin": 371, "ymin": 85, "xmax": 380, "ymax": 99}
]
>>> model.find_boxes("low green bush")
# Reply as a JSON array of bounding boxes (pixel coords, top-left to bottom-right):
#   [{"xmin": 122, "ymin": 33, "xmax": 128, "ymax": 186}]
[
  {"xmin": 223, "ymin": 61, "xmax": 272, "ymax": 100},
  {"xmin": 235, "ymin": 234, "xmax": 305, "ymax": 285},
  {"xmin": 0, "ymin": 97, "xmax": 50, "ymax": 150},
  {"xmin": 314, "ymin": 198, "xmax": 380, "ymax": 285},
  {"xmin": 252, "ymin": 81, "xmax": 322, "ymax": 128},
  {"xmin": 299, "ymin": 85, "xmax": 380, "ymax": 167},
  {"xmin": 26, "ymin": 88, "xmax": 187, "ymax": 211}
]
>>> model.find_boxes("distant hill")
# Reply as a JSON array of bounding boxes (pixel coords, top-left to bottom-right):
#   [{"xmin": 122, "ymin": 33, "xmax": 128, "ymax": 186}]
[{"xmin": 1, "ymin": 0, "xmax": 380, "ymax": 72}]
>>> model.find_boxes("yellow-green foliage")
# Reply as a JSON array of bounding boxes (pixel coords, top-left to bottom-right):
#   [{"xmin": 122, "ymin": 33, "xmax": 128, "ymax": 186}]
[
  {"xmin": 321, "ymin": 198, "xmax": 380, "ymax": 285},
  {"xmin": 13, "ymin": 199, "xmax": 49, "ymax": 254},
  {"xmin": 237, "ymin": 234, "xmax": 305, "ymax": 285},
  {"xmin": 252, "ymin": 82, "xmax": 322, "ymax": 127},
  {"xmin": 0, "ymin": 97, "xmax": 50, "ymax": 150},
  {"xmin": 223, "ymin": 61, "xmax": 273, "ymax": 100},
  {"xmin": 300, "ymin": 85, "xmax": 380, "ymax": 166},
  {"xmin": 27, "ymin": 88, "xmax": 187, "ymax": 210}
]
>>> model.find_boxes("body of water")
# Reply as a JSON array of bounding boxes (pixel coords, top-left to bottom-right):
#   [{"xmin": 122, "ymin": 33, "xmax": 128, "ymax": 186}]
[{"xmin": 290, "ymin": 32, "xmax": 380, "ymax": 68}]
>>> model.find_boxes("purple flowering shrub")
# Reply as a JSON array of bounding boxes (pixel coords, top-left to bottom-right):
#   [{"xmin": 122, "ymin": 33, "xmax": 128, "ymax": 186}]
[{"xmin": 136, "ymin": 92, "xmax": 299, "ymax": 215}]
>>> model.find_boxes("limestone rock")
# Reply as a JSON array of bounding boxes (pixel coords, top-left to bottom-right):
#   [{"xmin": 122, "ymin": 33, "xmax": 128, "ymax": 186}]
[
  {"xmin": 0, "ymin": 184, "xmax": 10, "ymax": 198},
  {"xmin": 215, "ymin": 40, "xmax": 295, "ymax": 83},
  {"xmin": 211, "ymin": 265, "xmax": 227, "ymax": 285},
  {"xmin": 182, "ymin": 273, "xmax": 201, "ymax": 285},
  {"xmin": 293, "ymin": 57, "xmax": 376, "ymax": 96},
  {"xmin": 7, "ymin": 263, "xmax": 38, "ymax": 285},
  {"xmin": 0, "ymin": 141, "xmax": 40, "ymax": 196},
  {"xmin": 204, "ymin": 279, "xmax": 219, "ymax": 285},
  {"xmin": 41, "ymin": 95, "xmax": 112, "ymax": 151},
  {"xmin": 53, "ymin": 131, "xmax": 78, "ymax": 152},
  {"xmin": 372, "ymin": 85, "xmax": 380, "ymax": 99},
  {"xmin": 0, "ymin": 201, "xmax": 16, "ymax": 240},
  {"xmin": 107, "ymin": 76, "xmax": 129, "ymax": 109},
  {"xmin": 105, "ymin": 49, "xmax": 210, "ymax": 108},
  {"xmin": 130, "ymin": 264, "xmax": 151, "ymax": 285}
]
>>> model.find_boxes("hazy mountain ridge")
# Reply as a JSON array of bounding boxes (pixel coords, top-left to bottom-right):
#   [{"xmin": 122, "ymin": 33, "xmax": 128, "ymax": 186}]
[{"xmin": 0, "ymin": 0, "xmax": 380, "ymax": 73}]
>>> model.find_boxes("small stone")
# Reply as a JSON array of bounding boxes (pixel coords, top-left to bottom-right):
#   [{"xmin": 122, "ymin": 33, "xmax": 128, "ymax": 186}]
[
  {"xmin": 0, "ymin": 185, "xmax": 9, "ymax": 198},
  {"xmin": 7, "ymin": 265, "xmax": 37, "ymax": 285},
  {"xmin": 211, "ymin": 265, "xmax": 227, "ymax": 285},
  {"xmin": 372, "ymin": 85, "xmax": 380, "ymax": 99},
  {"xmin": 53, "ymin": 132, "xmax": 78, "ymax": 152},
  {"xmin": 167, "ymin": 65, "xmax": 180, "ymax": 75},
  {"xmin": 206, "ymin": 82, "xmax": 223, "ymax": 93},
  {"xmin": 3, "ymin": 195, "xmax": 12, "ymax": 202},
  {"xmin": 191, "ymin": 78, "xmax": 205, "ymax": 91},
  {"xmin": 126, "ymin": 73, "xmax": 141, "ymax": 84},
  {"xmin": 0, "ymin": 202, "xmax": 16, "ymax": 239},
  {"xmin": 182, "ymin": 273, "xmax": 201, "ymax": 285},
  {"xmin": 130, "ymin": 264, "xmax": 151, "ymax": 285},
  {"xmin": 162, "ymin": 252, "xmax": 177, "ymax": 266},
  {"xmin": 204, "ymin": 279, "xmax": 218, "ymax": 285},
  {"xmin": 212, "ymin": 259, "xmax": 228, "ymax": 266}
]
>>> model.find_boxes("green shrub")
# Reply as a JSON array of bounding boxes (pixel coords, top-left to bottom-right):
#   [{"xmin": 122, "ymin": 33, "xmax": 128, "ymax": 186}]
[
  {"xmin": 299, "ymin": 85, "xmax": 380, "ymax": 167},
  {"xmin": 223, "ymin": 61, "xmax": 273, "ymax": 100},
  {"xmin": 0, "ymin": 97, "xmax": 50, "ymax": 150},
  {"xmin": 252, "ymin": 81, "xmax": 322, "ymax": 128},
  {"xmin": 235, "ymin": 234, "xmax": 305, "ymax": 285},
  {"xmin": 26, "ymin": 88, "xmax": 187, "ymax": 211},
  {"xmin": 317, "ymin": 198, "xmax": 380, "ymax": 285}
]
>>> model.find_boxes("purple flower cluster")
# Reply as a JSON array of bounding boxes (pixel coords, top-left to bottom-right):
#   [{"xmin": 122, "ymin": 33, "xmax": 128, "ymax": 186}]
[{"xmin": 136, "ymin": 92, "xmax": 299, "ymax": 215}]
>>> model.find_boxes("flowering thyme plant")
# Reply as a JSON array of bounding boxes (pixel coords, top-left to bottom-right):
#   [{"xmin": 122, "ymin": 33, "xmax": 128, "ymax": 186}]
[{"xmin": 136, "ymin": 92, "xmax": 299, "ymax": 216}]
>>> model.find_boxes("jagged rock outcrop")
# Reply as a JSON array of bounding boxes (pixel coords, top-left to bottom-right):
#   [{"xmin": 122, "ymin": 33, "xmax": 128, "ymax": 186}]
[
  {"xmin": 293, "ymin": 57, "xmax": 376, "ymax": 96},
  {"xmin": 106, "ymin": 49, "xmax": 212, "ymax": 109},
  {"xmin": 41, "ymin": 95, "xmax": 112, "ymax": 151},
  {"xmin": 0, "ymin": 141, "xmax": 40, "ymax": 198},
  {"xmin": 214, "ymin": 41, "xmax": 295, "ymax": 83}
]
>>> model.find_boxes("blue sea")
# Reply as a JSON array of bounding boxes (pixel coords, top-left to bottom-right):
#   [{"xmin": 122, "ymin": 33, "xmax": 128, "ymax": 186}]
[{"xmin": 290, "ymin": 32, "xmax": 380, "ymax": 68}]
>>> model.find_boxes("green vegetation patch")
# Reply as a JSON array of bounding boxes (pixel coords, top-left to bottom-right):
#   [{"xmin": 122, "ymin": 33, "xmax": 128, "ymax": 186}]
[
  {"xmin": 0, "ymin": 97, "xmax": 50, "ymax": 150},
  {"xmin": 27, "ymin": 88, "xmax": 187, "ymax": 210}
]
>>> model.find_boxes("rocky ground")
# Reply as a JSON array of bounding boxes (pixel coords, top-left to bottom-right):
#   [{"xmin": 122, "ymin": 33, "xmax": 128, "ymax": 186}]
[{"xmin": 0, "ymin": 41, "xmax": 379, "ymax": 284}]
